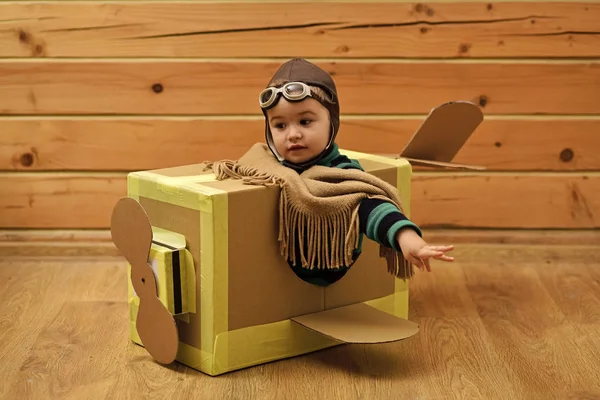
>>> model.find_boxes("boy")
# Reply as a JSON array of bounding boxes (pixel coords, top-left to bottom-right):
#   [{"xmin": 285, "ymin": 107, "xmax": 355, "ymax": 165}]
[{"xmin": 210, "ymin": 58, "xmax": 454, "ymax": 286}]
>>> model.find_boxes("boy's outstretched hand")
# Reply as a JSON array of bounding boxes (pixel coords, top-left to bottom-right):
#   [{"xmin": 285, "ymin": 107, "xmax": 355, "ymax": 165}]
[{"xmin": 395, "ymin": 227, "xmax": 454, "ymax": 272}]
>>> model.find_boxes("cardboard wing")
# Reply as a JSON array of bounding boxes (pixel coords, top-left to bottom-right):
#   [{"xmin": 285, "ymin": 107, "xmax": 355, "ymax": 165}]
[
  {"xmin": 291, "ymin": 303, "xmax": 418, "ymax": 343},
  {"xmin": 378, "ymin": 100, "xmax": 486, "ymax": 170}
]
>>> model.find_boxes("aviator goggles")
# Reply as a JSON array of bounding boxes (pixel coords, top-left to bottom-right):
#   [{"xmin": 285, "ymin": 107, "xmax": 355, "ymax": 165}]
[{"xmin": 259, "ymin": 81, "xmax": 315, "ymax": 109}]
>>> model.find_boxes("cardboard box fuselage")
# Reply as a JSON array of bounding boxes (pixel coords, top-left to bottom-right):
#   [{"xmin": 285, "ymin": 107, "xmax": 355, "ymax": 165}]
[{"xmin": 126, "ymin": 149, "xmax": 413, "ymax": 375}]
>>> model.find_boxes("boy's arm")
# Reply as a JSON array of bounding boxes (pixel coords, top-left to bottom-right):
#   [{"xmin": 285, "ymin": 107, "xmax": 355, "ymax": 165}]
[
  {"xmin": 333, "ymin": 155, "xmax": 421, "ymax": 251},
  {"xmin": 358, "ymin": 197, "xmax": 422, "ymax": 252},
  {"xmin": 335, "ymin": 154, "xmax": 454, "ymax": 270}
]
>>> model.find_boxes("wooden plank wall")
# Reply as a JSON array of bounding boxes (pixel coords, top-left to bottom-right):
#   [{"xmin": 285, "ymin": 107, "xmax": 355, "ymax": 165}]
[{"xmin": 1, "ymin": 1, "xmax": 599, "ymax": 234}]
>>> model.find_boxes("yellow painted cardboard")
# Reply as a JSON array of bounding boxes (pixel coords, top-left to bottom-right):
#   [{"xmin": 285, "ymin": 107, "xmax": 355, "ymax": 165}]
[{"xmin": 126, "ymin": 149, "xmax": 413, "ymax": 376}]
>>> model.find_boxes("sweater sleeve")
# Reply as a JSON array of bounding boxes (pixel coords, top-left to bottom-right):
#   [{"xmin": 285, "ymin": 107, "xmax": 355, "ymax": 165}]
[
  {"xmin": 358, "ymin": 197, "xmax": 422, "ymax": 252},
  {"xmin": 330, "ymin": 154, "xmax": 422, "ymax": 252}
]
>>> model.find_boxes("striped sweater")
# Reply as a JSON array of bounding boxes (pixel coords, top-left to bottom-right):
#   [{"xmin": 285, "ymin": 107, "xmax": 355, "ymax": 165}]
[{"xmin": 287, "ymin": 143, "xmax": 422, "ymax": 286}]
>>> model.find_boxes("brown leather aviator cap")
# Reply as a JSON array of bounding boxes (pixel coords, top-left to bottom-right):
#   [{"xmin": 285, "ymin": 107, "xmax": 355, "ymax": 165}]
[{"xmin": 261, "ymin": 58, "xmax": 340, "ymax": 168}]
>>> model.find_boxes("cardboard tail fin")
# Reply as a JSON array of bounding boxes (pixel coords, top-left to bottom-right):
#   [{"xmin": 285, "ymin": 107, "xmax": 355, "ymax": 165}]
[{"xmin": 379, "ymin": 100, "xmax": 486, "ymax": 170}]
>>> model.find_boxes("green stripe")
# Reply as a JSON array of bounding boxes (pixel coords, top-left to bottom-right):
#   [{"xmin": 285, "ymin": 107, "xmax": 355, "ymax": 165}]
[
  {"xmin": 366, "ymin": 202, "xmax": 396, "ymax": 240},
  {"xmin": 387, "ymin": 220, "xmax": 423, "ymax": 252},
  {"xmin": 319, "ymin": 143, "xmax": 340, "ymax": 166},
  {"xmin": 336, "ymin": 160, "xmax": 363, "ymax": 170}
]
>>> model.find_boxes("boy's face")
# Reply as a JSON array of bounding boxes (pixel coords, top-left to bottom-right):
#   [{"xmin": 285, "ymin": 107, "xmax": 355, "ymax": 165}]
[{"xmin": 266, "ymin": 97, "xmax": 331, "ymax": 164}]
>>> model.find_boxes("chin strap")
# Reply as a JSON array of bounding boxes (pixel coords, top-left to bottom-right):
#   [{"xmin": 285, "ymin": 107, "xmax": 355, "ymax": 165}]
[{"xmin": 281, "ymin": 144, "xmax": 334, "ymax": 173}]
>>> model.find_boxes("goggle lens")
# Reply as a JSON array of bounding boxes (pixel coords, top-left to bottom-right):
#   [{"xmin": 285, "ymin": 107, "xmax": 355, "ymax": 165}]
[
  {"xmin": 284, "ymin": 83, "xmax": 306, "ymax": 97},
  {"xmin": 258, "ymin": 82, "xmax": 313, "ymax": 109},
  {"xmin": 260, "ymin": 89, "xmax": 274, "ymax": 104}
]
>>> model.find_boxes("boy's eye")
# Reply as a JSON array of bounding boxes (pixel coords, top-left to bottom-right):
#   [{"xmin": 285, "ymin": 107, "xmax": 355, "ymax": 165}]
[
  {"xmin": 274, "ymin": 123, "xmax": 286, "ymax": 130},
  {"xmin": 300, "ymin": 119, "xmax": 312, "ymax": 125}
]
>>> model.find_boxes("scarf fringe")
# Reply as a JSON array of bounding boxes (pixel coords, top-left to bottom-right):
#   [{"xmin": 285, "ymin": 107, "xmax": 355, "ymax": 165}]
[
  {"xmin": 203, "ymin": 144, "xmax": 415, "ymax": 280},
  {"xmin": 279, "ymin": 184, "xmax": 362, "ymax": 270},
  {"xmin": 204, "ymin": 160, "xmax": 284, "ymax": 187},
  {"xmin": 384, "ymin": 249, "xmax": 415, "ymax": 280}
]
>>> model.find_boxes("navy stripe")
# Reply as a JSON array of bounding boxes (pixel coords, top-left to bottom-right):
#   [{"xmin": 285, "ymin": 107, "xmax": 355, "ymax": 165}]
[
  {"xmin": 358, "ymin": 197, "xmax": 382, "ymax": 234},
  {"xmin": 359, "ymin": 198, "xmax": 412, "ymax": 247},
  {"xmin": 377, "ymin": 212, "xmax": 409, "ymax": 247},
  {"xmin": 172, "ymin": 251, "xmax": 182, "ymax": 315},
  {"xmin": 327, "ymin": 155, "xmax": 363, "ymax": 171}
]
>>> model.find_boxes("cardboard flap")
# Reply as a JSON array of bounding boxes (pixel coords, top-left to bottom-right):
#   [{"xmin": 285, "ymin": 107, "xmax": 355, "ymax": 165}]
[
  {"xmin": 291, "ymin": 303, "xmax": 419, "ymax": 343},
  {"xmin": 403, "ymin": 157, "xmax": 486, "ymax": 170},
  {"xmin": 400, "ymin": 100, "xmax": 483, "ymax": 163},
  {"xmin": 373, "ymin": 154, "xmax": 486, "ymax": 170}
]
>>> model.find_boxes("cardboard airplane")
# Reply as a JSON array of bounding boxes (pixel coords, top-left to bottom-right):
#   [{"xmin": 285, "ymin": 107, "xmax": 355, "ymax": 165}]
[{"xmin": 110, "ymin": 100, "xmax": 484, "ymax": 373}]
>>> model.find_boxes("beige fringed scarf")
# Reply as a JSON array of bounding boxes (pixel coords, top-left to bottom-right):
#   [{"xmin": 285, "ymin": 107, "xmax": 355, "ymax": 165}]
[{"xmin": 204, "ymin": 143, "xmax": 414, "ymax": 279}]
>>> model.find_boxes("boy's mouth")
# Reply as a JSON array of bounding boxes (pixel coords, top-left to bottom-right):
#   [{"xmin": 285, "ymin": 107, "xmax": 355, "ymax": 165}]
[{"xmin": 288, "ymin": 145, "xmax": 306, "ymax": 151}]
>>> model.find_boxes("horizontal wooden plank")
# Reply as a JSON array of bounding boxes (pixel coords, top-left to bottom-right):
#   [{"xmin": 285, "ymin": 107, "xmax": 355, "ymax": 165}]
[
  {"xmin": 1, "ymin": 172, "xmax": 598, "ymax": 229},
  {"xmin": 0, "ymin": 2, "xmax": 598, "ymax": 58},
  {"xmin": 3, "ymin": 228, "xmax": 599, "ymax": 249},
  {"xmin": 1, "ymin": 60, "xmax": 599, "ymax": 115},
  {"xmin": 2, "ymin": 117, "xmax": 599, "ymax": 172},
  {"xmin": 0, "ymin": 229, "xmax": 600, "ymax": 258}
]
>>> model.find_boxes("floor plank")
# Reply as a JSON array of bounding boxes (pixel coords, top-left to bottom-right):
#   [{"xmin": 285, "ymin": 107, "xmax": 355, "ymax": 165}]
[{"xmin": 1, "ymin": 244, "xmax": 600, "ymax": 399}]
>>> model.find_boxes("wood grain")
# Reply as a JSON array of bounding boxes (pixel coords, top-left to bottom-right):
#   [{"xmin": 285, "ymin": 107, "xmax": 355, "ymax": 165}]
[
  {"xmin": 2, "ymin": 228, "xmax": 600, "ymax": 258},
  {"xmin": 0, "ymin": 2, "xmax": 598, "ymax": 58},
  {"xmin": 412, "ymin": 172, "xmax": 600, "ymax": 228},
  {"xmin": 1, "ymin": 172, "xmax": 598, "ymax": 229},
  {"xmin": 1, "ymin": 60, "xmax": 599, "ymax": 115},
  {"xmin": 2, "ymin": 117, "xmax": 600, "ymax": 172},
  {"xmin": 463, "ymin": 259, "xmax": 600, "ymax": 398},
  {"xmin": 0, "ymin": 173, "xmax": 124, "ymax": 229},
  {"xmin": 2, "ymin": 245, "xmax": 600, "ymax": 399}
]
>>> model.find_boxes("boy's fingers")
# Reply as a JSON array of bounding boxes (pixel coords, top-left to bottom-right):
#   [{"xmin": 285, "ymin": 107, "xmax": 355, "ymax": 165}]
[
  {"xmin": 434, "ymin": 255, "xmax": 455, "ymax": 262},
  {"xmin": 419, "ymin": 249, "xmax": 444, "ymax": 258},
  {"xmin": 408, "ymin": 255, "xmax": 425, "ymax": 271},
  {"xmin": 430, "ymin": 245, "xmax": 454, "ymax": 252},
  {"xmin": 422, "ymin": 258, "xmax": 431, "ymax": 272}
]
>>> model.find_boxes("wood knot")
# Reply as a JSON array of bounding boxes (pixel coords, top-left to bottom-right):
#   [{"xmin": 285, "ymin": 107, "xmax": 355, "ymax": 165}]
[
  {"xmin": 152, "ymin": 83, "xmax": 163, "ymax": 93},
  {"xmin": 20, "ymin": 152, "xmax": 35, "ymax": 167},
  {"xmin": 458, "ymin": 43, "xmax": 471, "ymax": 54},
  {"xmin": 560, "ymin": 148, "xmax": 574, "ymax": 162},
  {"xmin": 420, "ymin": 27, "xmax": 429, "ymax": 34},
  {"xmin": 487, "ymin": 3, "xmax": 493, "ymax": 10},
  {"xmin": 336, "ymin": 45, "xmax": 350, "ymax": 53},
  {"xmin": 426, "ymin": 7, "xmax": 435, "ymax": 16},
  {"xmin": 415, "ymin": 3, "xmax": 424, "ymax": 12},
  {"xmin": 494, "ymin": 142, "xmax": 502, "ymax": 148},
  {"xmin": 18, "ymin": 29, "xmax": 30, "ymax": 44},
  {"xmin": 34, "ymin": 44, "xmax": 45, "ymax": 56},
  {"xmin": 478, "ymin": 95, "xmax": 488, "ymax": 107}
]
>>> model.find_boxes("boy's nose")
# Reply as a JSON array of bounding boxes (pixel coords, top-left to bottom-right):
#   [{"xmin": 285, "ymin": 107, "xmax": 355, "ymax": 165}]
[{"xmin": 288, "ymin": 126, "xmax": 302, "ymax": 140}]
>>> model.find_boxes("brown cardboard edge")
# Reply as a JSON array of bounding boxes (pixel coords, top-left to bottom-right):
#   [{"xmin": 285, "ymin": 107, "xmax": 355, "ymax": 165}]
[
  {"xmin": 404, "ymin": 158, "xmax": 487, "ymax": 170},
  {"xmin": 373, "ymin": 155, "xmax": 486, "ymax": 170},
  {"xmin": 291, "ymin": 303, "xmax": 419, "ymax": 344}
]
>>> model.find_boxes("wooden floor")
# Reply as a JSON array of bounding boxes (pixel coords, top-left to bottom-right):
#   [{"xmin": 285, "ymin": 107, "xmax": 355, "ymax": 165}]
[{"xmin": 1, "ymin": 241, "xmax": 600, "ymax": 400}]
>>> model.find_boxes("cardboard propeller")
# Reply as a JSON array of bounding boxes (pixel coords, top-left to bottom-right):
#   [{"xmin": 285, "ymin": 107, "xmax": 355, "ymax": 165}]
[
  {"xmin": 110, "ymin": 197, "xmax": 179, "ymax": 364},
  {"xmin": 378, "ymin": 100, "xmax": 486, "ymax": 170}
]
